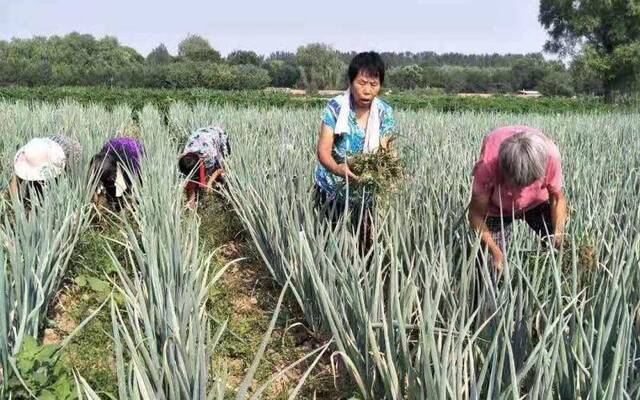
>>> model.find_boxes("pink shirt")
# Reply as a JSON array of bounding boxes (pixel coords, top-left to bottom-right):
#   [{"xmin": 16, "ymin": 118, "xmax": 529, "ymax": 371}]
[{"xmin": 472, "ymin": 126, "xmax": 563, "ymax": 217}]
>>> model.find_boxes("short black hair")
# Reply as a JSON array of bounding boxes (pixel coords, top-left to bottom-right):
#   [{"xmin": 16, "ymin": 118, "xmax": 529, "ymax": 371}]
[
  {"xmin": 90, "ymin": 152, "xmax": 118, "ymax": 194},
  {"xmin": 90, "ymin": 148, "xmax": 139, "ymax": 211},
  {"xmin": 90, "ymin": 150, "xmax": 136, "ymax": 200},
  {"xmin": 347, "ymin": 52, "xmax": 386, "ymax": 85},
  {"xmin": 178, "ymin": 152, "xmax": 200, "ymax": 180}
]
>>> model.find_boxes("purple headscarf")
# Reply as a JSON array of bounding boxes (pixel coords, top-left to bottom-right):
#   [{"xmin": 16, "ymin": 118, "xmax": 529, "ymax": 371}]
[{"xmin": 102, "ymin": 137, "xmax": 144, "ymax": 172}]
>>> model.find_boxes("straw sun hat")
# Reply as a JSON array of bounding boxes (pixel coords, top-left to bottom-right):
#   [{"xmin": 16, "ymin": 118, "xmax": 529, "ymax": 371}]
[{"xmin": 13, "ymin": 138, "xmax": 66, "ymax": 181}]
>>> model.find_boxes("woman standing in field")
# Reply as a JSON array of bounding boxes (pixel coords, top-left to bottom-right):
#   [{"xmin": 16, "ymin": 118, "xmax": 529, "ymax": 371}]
[
  {"xmin": 178, "ymin": 126, "xmax": 230, "ymax": 210},
  {"xmin": 468, "ymin": 126, "xmax": 568, "ymax": 271},
  {"xmin": 90, "ymin": 137, "xmax": 144, "ymax": 211},
  {"xmin": 315, "ymin": 51, "xmax": 396, "ymax": 214}
]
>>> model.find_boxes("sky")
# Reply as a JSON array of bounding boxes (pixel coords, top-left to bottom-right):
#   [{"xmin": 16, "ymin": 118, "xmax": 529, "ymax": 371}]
[{"xmin": 0, "ymin": 0, "xmax": 549, "ymax": 57}]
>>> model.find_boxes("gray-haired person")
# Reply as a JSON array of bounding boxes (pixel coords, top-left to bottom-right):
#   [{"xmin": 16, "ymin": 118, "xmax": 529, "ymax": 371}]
[{"xmin": 468, "ymin": 126, "xmax": 568, "ymax": 271}]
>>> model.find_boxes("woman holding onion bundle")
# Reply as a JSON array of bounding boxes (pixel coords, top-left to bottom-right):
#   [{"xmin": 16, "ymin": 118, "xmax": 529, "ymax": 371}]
[
  {"xmin": 178, "ymin": 126, "xmax": 230, "ymax": 210},
  {"xmin": 468, "ymin": 126, "xmax": 568, "ymax": 272},
  {"xmin": 314, "ymin": 52, "xmax": 397, "ymax": 253},
  {"xmin": 315, "ymin": 51, "xmax": 397, "ymax": 213}
]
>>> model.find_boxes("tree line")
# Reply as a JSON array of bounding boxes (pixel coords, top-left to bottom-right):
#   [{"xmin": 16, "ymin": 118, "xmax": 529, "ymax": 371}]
[
  {"xmin": 1, "ymin": 0, "xmax": 638, "ymax": 101},
  {"xmin": 0, "ymin": 35, "xmax": 574, "ymax": 95}
]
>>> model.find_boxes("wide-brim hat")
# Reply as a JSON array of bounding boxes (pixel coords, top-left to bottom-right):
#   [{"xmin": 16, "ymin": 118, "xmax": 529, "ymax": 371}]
[{"xmin": 14, "ymin": 138, "xmax": 66, "ymax": 181}]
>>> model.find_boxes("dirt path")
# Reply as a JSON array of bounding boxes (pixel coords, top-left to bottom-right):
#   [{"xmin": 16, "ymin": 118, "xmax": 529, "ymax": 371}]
[
  {"xmin": 199, "ymin": 198, "xmax": 353, "ymax": 399},
  {"xmin": 47, "ymin": 196, "xmax": 354, "ymax": 399}
]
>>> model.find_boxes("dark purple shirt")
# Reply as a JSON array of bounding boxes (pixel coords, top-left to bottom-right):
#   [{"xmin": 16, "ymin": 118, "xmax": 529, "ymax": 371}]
[{"xmin": 102, "ymin": 138, "xmax": 144, "ymax": 172}]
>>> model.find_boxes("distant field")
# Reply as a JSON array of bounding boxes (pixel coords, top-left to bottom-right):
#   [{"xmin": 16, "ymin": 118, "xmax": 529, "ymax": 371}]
[{"xmin": 0, "ymin": 86, "xmax": 635, "ymax": 115}]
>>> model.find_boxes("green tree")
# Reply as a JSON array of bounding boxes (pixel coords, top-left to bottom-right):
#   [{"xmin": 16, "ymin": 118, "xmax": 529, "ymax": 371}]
[
  {"xmin": 146, "ymin": 44, "xmax": 172, "ymax": 65},
  {"xmin": 232, "ymin": 64, "xmax": 271, "ymax": 89},
  {"xmin": 539, "ymin": 0, "xmax": 640, "ymax": 101},
  {"xmin": 537, "ymin": 70, "xmax": 575, "ymax": 96},
  {"xmin": 227, "ymin": 50, "xmax": 262, "ymax": 66},
  {"xmin": 267, "ymin": 51, "xmax": 296, "ymax": 63},
  {"xmin": 266, "ymin": 60, "xmax": 300, "ymax": 87},
  {"xmin": 491, "ymin": 67, "xmax": 518, "ymax": 93},
  {"xmin": 569, "ymin": 54, "xmax": 604, "ymax": 95},
  {"xmin": 164, "ymin": 61, "xmax": 204, "ymax": 88},
  {"xmin": 511, "ymin": 56, "xmax": 552, "ymax": 90},
  {"xmin": 437, "ymin": 66, "xmax": 466, "ymax": 93},
  {"xmin": 0, "ymin": 33, "xmax": 136, "ymax": 86},
  {"xmin": 387, "ymin": 65, "xmax": 423, "ymax": 90},
  {"xmin": 177, "ymin": 34, "xmax": 221, "ymax": 63},
  {"xmin": 461, "ymin": 67, "xmax": 497, "ymax": 93},
  {"xmin": 296, "ymin": 43, "xmax": 345, "ymax": 91}
]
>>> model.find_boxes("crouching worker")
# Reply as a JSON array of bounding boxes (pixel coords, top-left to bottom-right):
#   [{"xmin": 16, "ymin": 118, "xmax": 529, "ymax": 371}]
[
  {"xmin": 50, "ymin": 134, "xmax": 83, "ymax": 165},
  {"xmin": 178, "ymin": 126, "xmax": 230, "ymax": 210},
  {"xmin": 9, "ymin": 137, "xmax": 68, "ymax": 208},
  {"xmin": 90, "ymin": 137, "xmax": 144, "ymax": 211},
  {"xmin": 468, "ymin": 126, "xmax": 568, "ymax": 272}
]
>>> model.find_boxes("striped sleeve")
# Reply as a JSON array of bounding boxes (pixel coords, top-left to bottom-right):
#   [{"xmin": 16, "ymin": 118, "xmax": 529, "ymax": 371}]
[
  {"xmin": 321, "ymin": 99, "xmax": 340, "ymax": 131},
  {"xmin": 379, "ymin": 101, "xmax": 397, "ymax": 137}
]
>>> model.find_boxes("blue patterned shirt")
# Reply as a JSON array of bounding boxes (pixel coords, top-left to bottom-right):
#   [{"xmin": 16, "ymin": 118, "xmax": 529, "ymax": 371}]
[{"xmin": 315, "ymin": 95, "xmax": 396, "ymax": 199}]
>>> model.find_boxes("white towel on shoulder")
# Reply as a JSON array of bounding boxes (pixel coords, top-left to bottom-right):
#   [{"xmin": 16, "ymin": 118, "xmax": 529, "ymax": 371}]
[{"xmin": 334, "ymin": 89, "xmax": 381, "ymax": 154}]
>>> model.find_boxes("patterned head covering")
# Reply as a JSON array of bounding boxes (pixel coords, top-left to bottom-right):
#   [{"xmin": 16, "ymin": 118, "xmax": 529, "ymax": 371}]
[
  {"xmin": 182, "ymin": 126, "xmax": 230, "ymax": 173},
  {"xmin": 50, "ymin": 134, "xmax": 82, "ymax": 162}
]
